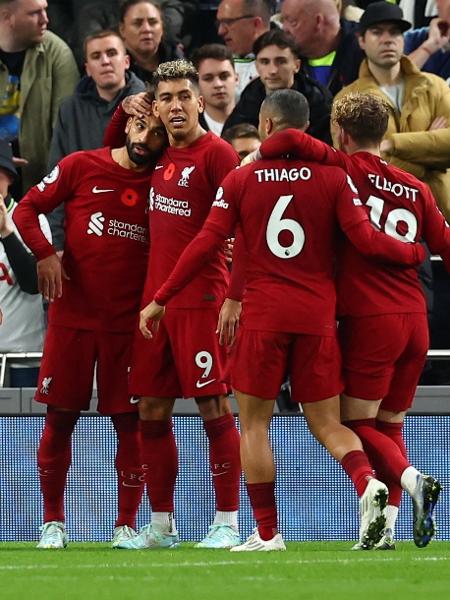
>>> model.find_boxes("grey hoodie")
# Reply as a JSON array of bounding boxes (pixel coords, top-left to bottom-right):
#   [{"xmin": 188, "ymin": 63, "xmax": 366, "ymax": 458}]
[{"xmin": 48, "ymin": 70, "xmax": 146, "ymax": 169}]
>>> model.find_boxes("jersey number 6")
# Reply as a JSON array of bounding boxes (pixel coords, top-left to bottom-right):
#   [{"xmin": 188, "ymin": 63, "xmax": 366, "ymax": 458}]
[{"xmin": 266, "ymin": 194, "xmax": 305, "ymax": 259}]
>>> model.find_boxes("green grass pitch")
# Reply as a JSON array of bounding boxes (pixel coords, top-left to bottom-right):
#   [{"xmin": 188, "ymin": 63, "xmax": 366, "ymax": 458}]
[{"xmin": 1, "ymin": 542, "xmax": 450, "ymax": 600}]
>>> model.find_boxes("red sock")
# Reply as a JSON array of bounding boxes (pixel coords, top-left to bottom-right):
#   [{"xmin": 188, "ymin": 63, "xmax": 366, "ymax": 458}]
[
  {"xmin": 345, "ymin": 419, "xmax": 410, "ymax": 484},
  {"xmin": 140, "ymin": 420, "xmax": 178, "ymax": 512},
  {"xmin": 246, "ymin": 482, "xmax": 277, "ymax": 541},
  {"xmin": 111, "ymin": 413, "xmax": 144, "ymax": 529},
  {"xmin": 37, "ymin": 407, "xmax": 79, "ymax": 523},
  {"xmin": 340, "ymin": 449, "xmax": 374, "ymax": 497},
  {"xmin": 375, "ymin": 420, "xmax": 407, "ymax": 507},
  {"xmin": 376, "ymin": 420, "xmax": 407, "ymax": 457},
  {"xmin": 204, "ymin": 414, "xmax": 241, "ymax": 511}
]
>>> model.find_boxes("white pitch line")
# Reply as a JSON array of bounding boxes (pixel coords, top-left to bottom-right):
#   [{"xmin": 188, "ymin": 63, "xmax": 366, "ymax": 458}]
[{"xmin": 1, "ymin": 555, "xmax": 449, "ymax": 571}]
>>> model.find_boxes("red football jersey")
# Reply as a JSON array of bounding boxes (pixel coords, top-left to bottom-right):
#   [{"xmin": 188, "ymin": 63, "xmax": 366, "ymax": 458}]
[
  {"xmin": 155, "ymin": 159, "xmax": 423, "ymax": 334},
  {"xmin": 260, "ymin": 130, "xmax": 450, "ymax": 317},
  {"xmin": 13, "ymin": 148, "xmax": 153, "ymax": 333},
  {"xmin": 142, "ymin": 131, "xmax": 239, "ymax": 308}
]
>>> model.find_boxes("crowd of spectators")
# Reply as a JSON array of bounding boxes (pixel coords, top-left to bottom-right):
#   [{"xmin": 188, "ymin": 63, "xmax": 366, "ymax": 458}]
[{"xmin": 1, "ymin": 0, "xmax": 450, "ymax": 387}]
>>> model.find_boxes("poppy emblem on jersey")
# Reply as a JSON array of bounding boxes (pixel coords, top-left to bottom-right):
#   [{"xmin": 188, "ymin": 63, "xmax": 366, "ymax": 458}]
[
  {"xmin": 121, "ymin": 188, "xmax": 138, "ymax": 207},
  {"xmin": 163, "ymin": 162, "xmax": 176, "ymax": 181}
]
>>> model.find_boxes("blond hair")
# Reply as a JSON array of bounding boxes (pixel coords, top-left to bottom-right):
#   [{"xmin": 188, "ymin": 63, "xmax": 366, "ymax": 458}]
[
  {"xmin": 333, "ymin": 92, "xmax": 389, "ymax": 144},
  {"xmin": 153, "ymin": 59, "xmax": 199, "ymax": 88}
]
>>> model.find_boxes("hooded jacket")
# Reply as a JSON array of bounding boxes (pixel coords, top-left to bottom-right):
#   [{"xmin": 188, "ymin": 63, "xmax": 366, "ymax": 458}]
[
  {"xmin": 47, "ymin": 70, "xmax": 145, "ymax": 249},
  {"xmin": 48, "ymin": 70, "xmax": 146, "ymax": 169}
]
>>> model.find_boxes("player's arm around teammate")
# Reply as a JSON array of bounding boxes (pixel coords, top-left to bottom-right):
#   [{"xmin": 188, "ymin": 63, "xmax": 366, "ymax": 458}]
[
  {"xmin": 120, "ymin": 60, "xmax": 242, "ymax": 552},
  {"xmin": 13, "ymin": 111, "xmax": 168, "ymax": 550},
  {"xmin": 257, "ymin": 92, "xmax": 446, "ymax": 550}
]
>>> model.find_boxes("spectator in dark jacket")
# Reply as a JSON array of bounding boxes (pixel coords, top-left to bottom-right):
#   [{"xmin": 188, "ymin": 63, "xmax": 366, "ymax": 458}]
[
  {"xmin": 47, "ymin": 30, "xmax": 145, "ymax": 249},
  {"xmin": 281, "ymin": 0, "xmax": 365, "ymax": 96},
  {"xmin": 48, "ymin": 0, "xmax": 196, "ymax": 67},
  {"xmin": 119, "ymin": 0, "xmax": 182, "ymax": 83},
  {"xmin": 222, "ymin": 29, "xmax": 333, "ymax": 142}
]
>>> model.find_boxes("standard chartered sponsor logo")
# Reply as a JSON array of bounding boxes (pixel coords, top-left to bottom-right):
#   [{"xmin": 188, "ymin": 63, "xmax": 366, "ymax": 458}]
[
  {"xmin": 87, "ymin": 211, "xmax": 105, "ymax": 236},
  {"xmin": 150, "ymin": 189, "xmax": 192, "ymax": 217},
  {"xmin": 87, "ymin": 211, "xmax": 148, "ymax": 242}
]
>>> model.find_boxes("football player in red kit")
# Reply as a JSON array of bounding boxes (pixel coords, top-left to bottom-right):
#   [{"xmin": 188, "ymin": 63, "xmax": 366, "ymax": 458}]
[
  {"xmin": 117, "ymin": 60, "xmax": 242, "ymax": 550},
  {"xmin": 137, "ymin": 89, "xmax": 425, "ymax": 551},
  {"xmin": 13, "ymin": 110, "xmax": 167, "ymax": 549},
  {"xmin": 257, "ymin": 92, "xmax": 446, "ymax": 550}
]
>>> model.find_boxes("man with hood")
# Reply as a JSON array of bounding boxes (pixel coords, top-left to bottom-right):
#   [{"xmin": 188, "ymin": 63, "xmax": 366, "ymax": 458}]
[{"xmin": 47, "ymin": 30, "xmax": 145, "ymax": 249}]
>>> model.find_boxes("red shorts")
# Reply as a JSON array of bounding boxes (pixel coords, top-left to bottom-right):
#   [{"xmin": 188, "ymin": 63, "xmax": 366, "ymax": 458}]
[
  {"xmin": 130, "ymin": 308, "xmax": 228, "ymax": 398},
  {"xmin": 231, "ymin": 327, "xmax": 343, "ymax": 403},
  {"xmin": 339, "ymin": 313, "xmax": 428, "ymax": 411},
  {"xmin": 36, "ymin": 325, "xmax": 135, "ymax": 415}
]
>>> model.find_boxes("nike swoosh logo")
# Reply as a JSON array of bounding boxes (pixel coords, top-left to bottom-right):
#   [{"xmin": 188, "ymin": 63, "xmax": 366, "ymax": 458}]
[
  {"xmin": 212, "ymin": 471, "xmax": 228, "ymax": 477},
  {"xmin": 195, "ymin": 378, "xmax": 216, "ymax": 389},
  {"xmin": 154, "ymin": 165, "xmax": 164, "ymax": 170},
  {"xmin": 122, "ymin": 482, "xmax": 142, "ymax": 488},
  {"xmin": 92, "ymin": 186, "xmax": 115, "ymax": 193},
  {"xmin": 129, "ymin": 397, "xmax": 140, "ymax": 404}
]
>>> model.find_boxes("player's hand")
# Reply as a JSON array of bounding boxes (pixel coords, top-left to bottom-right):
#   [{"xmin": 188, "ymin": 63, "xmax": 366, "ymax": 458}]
[
  {"xmin": 37, "ymin": 254, "xmax": 69, "ymax": 301},
  {"xmin": 428, "ymin": 116, "xmax": 448, "ymax": 130},
  {"xmin": 216, "ymin": 298, "xmax": 241, "ymax": 346},
  {"xmin": 223, "ymin": 237, "xmax": 234, "ymax": 264},
  {"xmin": 0, "ymin": 194, "xmax": 13, "ymax": 238},
  {"xmin": 240, "ymin": 149, "xmax": 261, "ymax": 166},
  {"xmin": 122, "ymin": 92, "xmax": 153, "ymax": 118},
  {"xmin": 139, "ymin": 300, "xmax": 165, "ymax": 339}
]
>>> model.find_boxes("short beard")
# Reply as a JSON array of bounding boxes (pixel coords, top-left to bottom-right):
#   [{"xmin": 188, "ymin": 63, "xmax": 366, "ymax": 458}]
[{"xmin": 126, "ymin": 137, "xmax": 152, "ymax": 166}]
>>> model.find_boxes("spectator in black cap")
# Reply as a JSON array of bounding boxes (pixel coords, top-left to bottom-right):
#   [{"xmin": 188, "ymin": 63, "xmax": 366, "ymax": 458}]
[
  {"xmin": 331, "ymin": 2, "xmax": 450, "ymax": 541},
  {"xmin": 332, "ymin": 0, "xmax": 450, "ymax": 222}
]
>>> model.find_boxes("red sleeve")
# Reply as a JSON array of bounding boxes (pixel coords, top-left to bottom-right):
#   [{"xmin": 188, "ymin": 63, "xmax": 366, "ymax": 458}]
[
  {"xmin": 421, "ymin": 187, "xmax": 450, "ymax": 274},
  {"xmin": 154, "ymin": 171, "xmax": 241, "ymax": 305},
  {"xmin": 226, "ymin": 227, "xmax": 247, "ymax": 301},
  {"xmin": 260, "ymin": 128, "xmax": 351, "ymax": 170},
  {"xmin": 103, "ymin": 103, "xmax": 128, "ymax": 148},
  {"xmin": 207, "ymin": 141, "xmax": 239, "ymax": 189},
  {"xmin": 336, "ymin": 171, "xmax": 425, "ymax": 266},
  {"xmin": 12, "ymin": 160, "xmax": 76, "ymax": 261},
  {"xmin": 154, "ymin": 229, "xmax": 225, "ymax": 305}
]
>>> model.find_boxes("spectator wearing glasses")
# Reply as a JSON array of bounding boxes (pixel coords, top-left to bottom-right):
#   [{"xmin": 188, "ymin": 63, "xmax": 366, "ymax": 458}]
[{"xmin": 216, "ymin": 0, "xmax": 275, "ymax": 97}]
